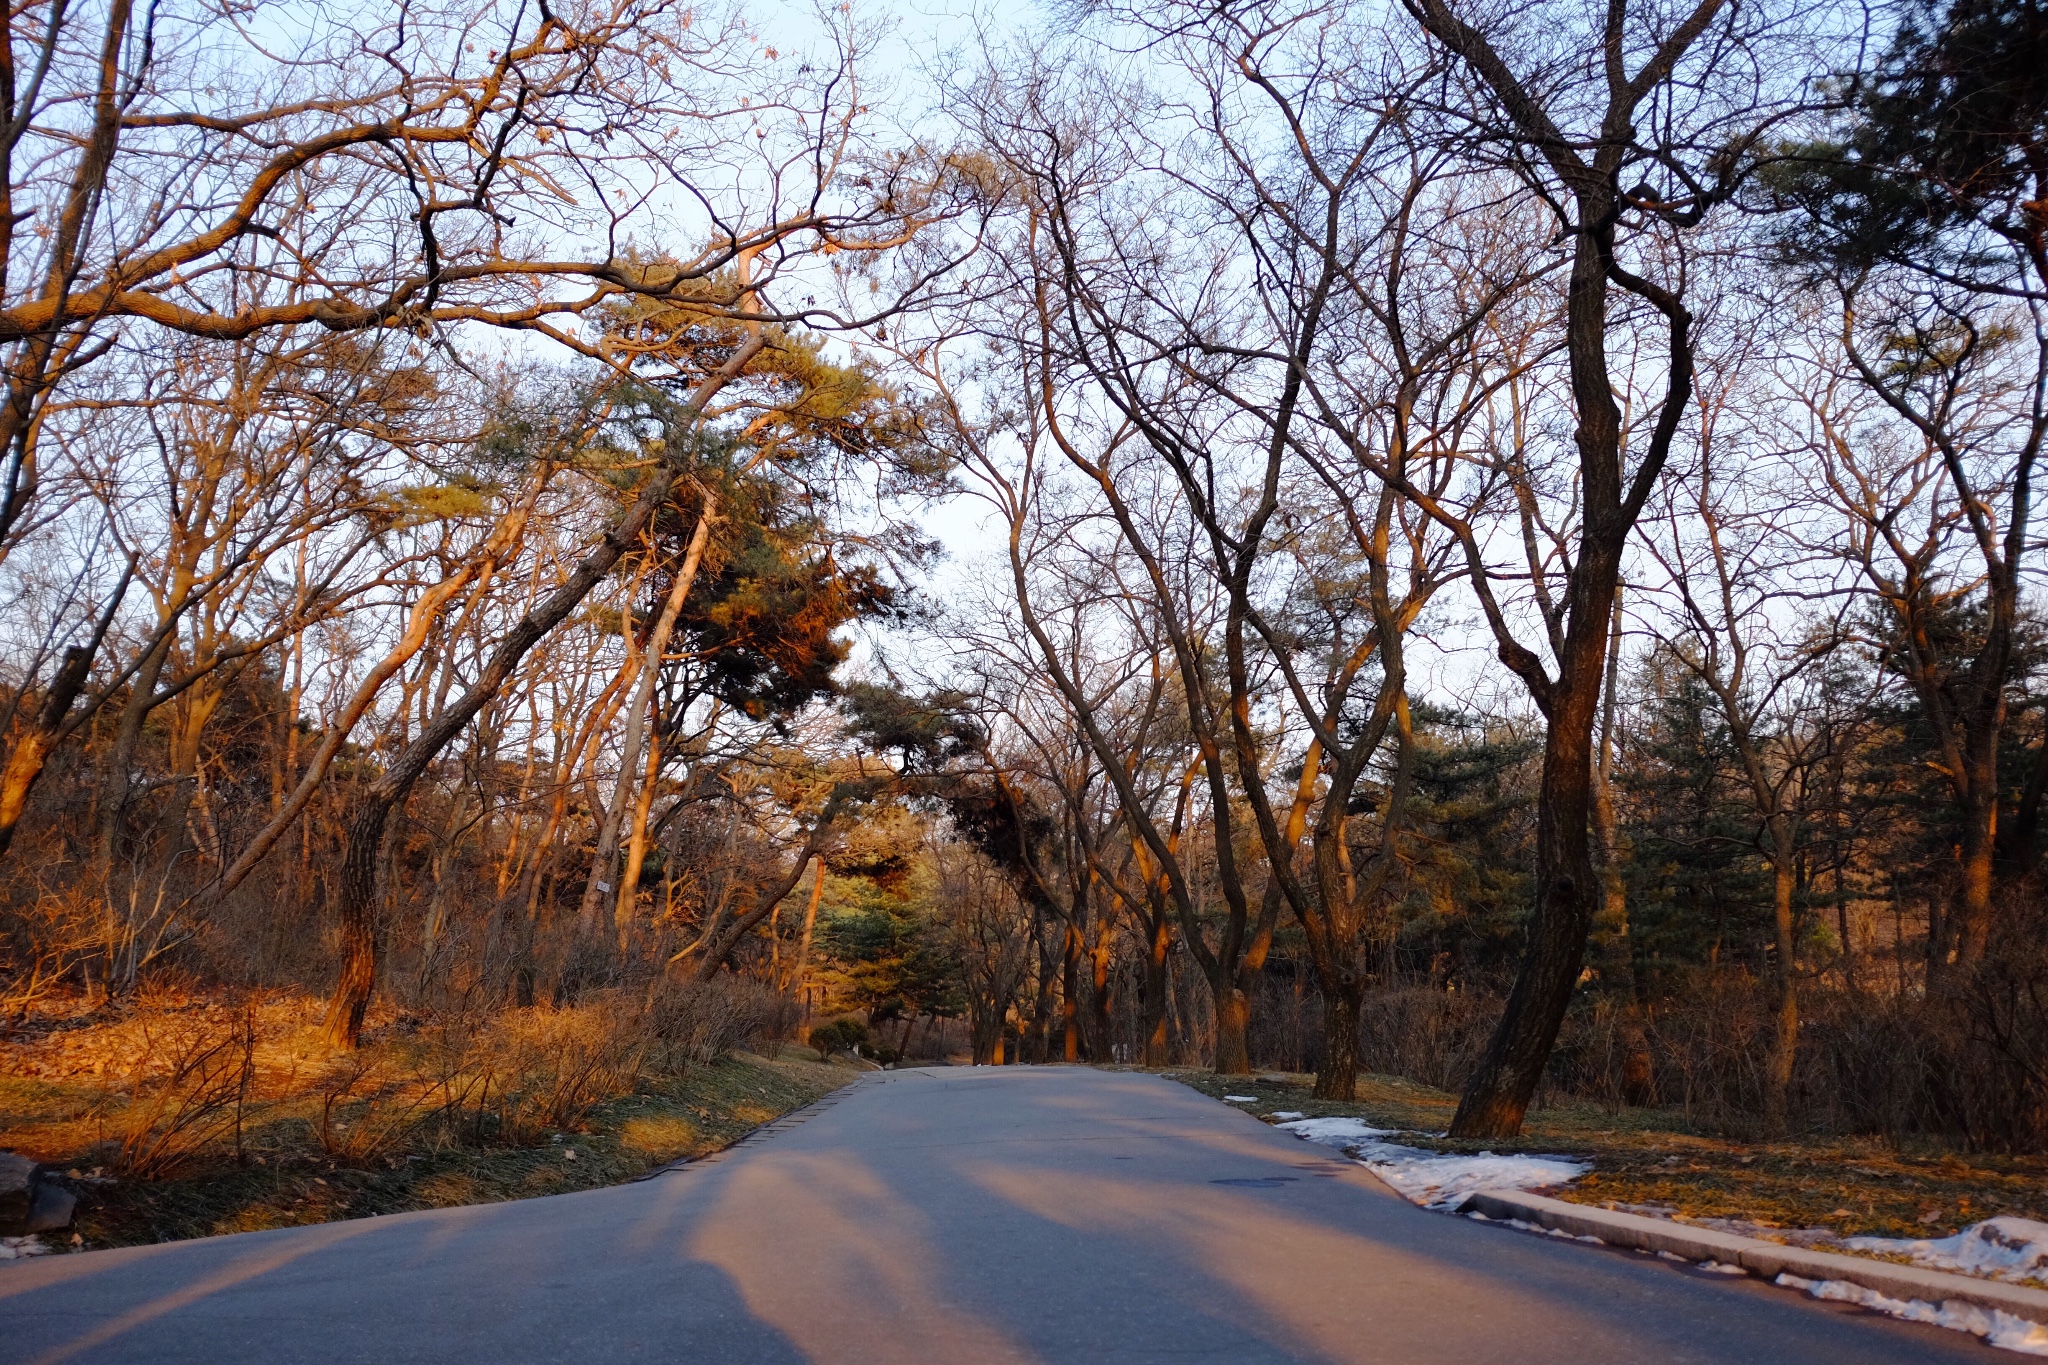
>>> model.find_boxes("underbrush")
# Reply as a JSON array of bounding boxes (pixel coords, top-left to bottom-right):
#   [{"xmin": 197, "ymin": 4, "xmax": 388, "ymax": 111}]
[
  {"xmin": 1338, "ymin": 964, "xmax": 2048, "ymax": 1153},
  {"xmin": 0, "ymin": 977, "xmax": 854, "ymax": 1249}
]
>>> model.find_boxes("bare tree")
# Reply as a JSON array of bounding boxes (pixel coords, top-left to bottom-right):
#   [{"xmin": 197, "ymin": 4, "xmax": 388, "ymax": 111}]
[
  {"xmin": 1644, "ymin": 346, "xmax": 1847, "ymax": 1127},
  {"xmin": 1390, "ymin": 0, "xmax": 1793, "ymax": 1136}
]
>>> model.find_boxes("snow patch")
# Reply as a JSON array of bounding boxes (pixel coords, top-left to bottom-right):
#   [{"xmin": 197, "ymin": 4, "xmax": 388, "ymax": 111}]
[
  {"xmin": 1267, "ymin": 1110, "xmax": 1305, "ymax": 1121},
  {"xmin": 1465, "ymin": 1211, "xmax": 1602, "ymax": 1244},
  {"xmin": 1776, "ymin": 1273, "xmax": 2048, "ymax": 1356},
  {"xmin": 1845, "ymin": 1218, "xmax": 2048, "ymax": 1287},
  {"xmin": 1222, "ymin": 1095, "xmax": 1259, "ymax": 1103},
  {"xmin": 1277, "ymin": 1116, "xmax": 1393, "ymax": 1144},
  {"xmin": 1275, "ymin": 1117, "xmax": 1588, "ymax": 1210},
  {"xmin": 0, "ymin": 1236, "xmax": 48, "ymax": 1261}
]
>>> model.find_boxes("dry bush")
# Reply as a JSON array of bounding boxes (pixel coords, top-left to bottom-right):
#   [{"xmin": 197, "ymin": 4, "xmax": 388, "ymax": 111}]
[
  {"xmin": 488, "ymin": 997, "xmax": 649, "ymax": 1140},
  {"xmin": 1553, "ymin": 980, "xmax": 1778, "ymax": 1133},
  {"xmin": 1952, "ymin": 942, "xmax": 2048, "ymax": 1151},
  {"xmin": 0, "ymin": 879, "xmax": 104, "ymax": 1018},
  {"xmin": 638, "ymin": 976, "xmax": 782, "ymax": 1073},
  {"xmin": 311, "ymin": 1050, "xmax": 452, "ymax": 1162},
  {"xmin": 109, "ymin": 1008, "xmax": 255, "ymax": 1178},
  {"xmin": 752, "ymin": 990, "xmax": 803, "ymax": 1060},
  {"xmin": 1357, "ymin": 986, "xmax": 1498, "ymax": 1092},
  {"xmin": 313, "ymin": 998, "xmax": 657, "ymax": 1151},
  {"xmin": 1492, "ymin": 959, "xmax": 2047, "ymax": 1151}
]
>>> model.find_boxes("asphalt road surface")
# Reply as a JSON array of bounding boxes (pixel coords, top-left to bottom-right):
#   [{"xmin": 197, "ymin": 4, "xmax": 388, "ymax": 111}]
[{"xmin": 0, "ymin": 1067, "xmax": 1991, "ymax": 1363}]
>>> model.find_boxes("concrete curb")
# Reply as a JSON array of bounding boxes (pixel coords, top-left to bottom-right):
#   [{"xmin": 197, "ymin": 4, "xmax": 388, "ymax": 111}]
[{"xmin": 1462, "ymin": 1189, "xmax": 2048, "ymax": 1323}]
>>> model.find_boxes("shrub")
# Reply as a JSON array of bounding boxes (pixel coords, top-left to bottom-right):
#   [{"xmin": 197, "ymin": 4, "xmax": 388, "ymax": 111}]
[
  {"xmin": 809, "ymin": 1018, "xmax": 869, "ymax": 1058},
  {"xmin": 111, "ymin": 1008, "xmax": 256, "ymax": 1178},
  {"xmin": 640, "ymin": 976, "xmax": 783, "ymax": 1073}
]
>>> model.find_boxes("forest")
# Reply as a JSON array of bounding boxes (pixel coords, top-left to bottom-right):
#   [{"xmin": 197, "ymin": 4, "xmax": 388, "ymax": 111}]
[{"xmin": 0, "ymin": 0, "xmax": 2044, "ymax": 1197}]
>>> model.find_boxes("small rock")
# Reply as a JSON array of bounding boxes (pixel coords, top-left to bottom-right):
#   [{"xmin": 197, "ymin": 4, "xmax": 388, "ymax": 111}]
[
  {"xmin": 27, "ymin": 1182, "xmax": 75, "ymax": 1233},
  {"xmin": 0, "ymin": 1153, "xmax": 75, "ymax": 1236}
]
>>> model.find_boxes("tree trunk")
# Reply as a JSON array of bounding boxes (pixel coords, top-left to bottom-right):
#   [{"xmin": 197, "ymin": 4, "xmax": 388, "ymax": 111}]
[
  {"xmin": 1952, "ymin": 794, "xmax": 1996, "ymax": 972},
  {"xmin": 1766, "ymin": 851, "xmax": 1799, "ymax": 1133},
  {"xmin": 1088, "ymin": 929, "xmax": 1112, "ymax": 1061},
  {"xmin": 971, "ymin": 1006, "xmax": 1000, "ymax": 1065},
  {"xmin": 789, "ymin": 856, "xmax": 826, "ymax": 1008},
  {"xmin": 1028, "ymin": 912, "xmax": 1056, "ymax": 1063},
  {"xmin": 614, "ymin": 711, "xmax": 665, "ymax": 948},
  {"xmin": 1317, "ymin": 976, "xmax": 1363, "ymax": 1102},
  {"xmin": 1450, "ymin": 630, "xmax": 1607, "ymax": 1136},
  {"xmin": 1214, "ymin": 982, "xmax": 1252, "ymax": 1076},
  {"xmin": 1061, "ymin": 921, "xmax": 1080, "ymax": 1062},
  {"xmin": 1141, "ymin": 916, "xmax": 1171, "ymax": 1067}
]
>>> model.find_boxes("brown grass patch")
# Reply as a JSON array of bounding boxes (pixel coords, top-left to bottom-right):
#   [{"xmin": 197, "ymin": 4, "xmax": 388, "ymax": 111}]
[{"xmin": 1, "ymin": 990, "xmax": 854, "ymax": 1250}]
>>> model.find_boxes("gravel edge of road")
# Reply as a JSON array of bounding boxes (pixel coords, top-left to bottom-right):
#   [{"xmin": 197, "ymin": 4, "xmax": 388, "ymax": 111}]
[{"xmin": 1461, "ymin": 1188, "xmax": 2048, "ymax": 1322}]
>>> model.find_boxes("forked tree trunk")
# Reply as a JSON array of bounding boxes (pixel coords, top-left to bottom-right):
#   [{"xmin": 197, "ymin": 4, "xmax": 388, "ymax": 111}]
[
  {"xmin": 579, "ymin": 493, "xmax": 716, "ymax": 940},
  {"xmin": 1406, "ymin": 0, "xmax": 1710, "ymax": 1141},
  {"xmin": 208, "ymin": 488, "xmax": 538, "ymax": 907},
  {"xmin": 681, "ymin": 803, "xmax": 844, "ymax": 983}
]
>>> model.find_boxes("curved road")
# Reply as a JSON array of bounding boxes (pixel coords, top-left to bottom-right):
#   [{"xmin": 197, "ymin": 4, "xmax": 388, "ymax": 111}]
[{"xmin": 0, "ymin": 1067, "xmax": 1986, "ymax": 1363}]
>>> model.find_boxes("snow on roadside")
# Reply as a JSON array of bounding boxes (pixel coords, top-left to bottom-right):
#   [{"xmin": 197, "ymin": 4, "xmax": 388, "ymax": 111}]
[
  {"xmin": 1777, "ymin": 1273, "xmax": 2048, "ymax": 1355},
  {"xmin": 1263, "ymin": 1116, "xmax": 2048, "ymax": 1355},
  {"xmin": 1843, "ymin": 1218, "xmax": 2048, "ymax": 1288},
  {"xmin": 0, "ymin": 1236, "xmax": 49, "ymax": 1261},
  {"xmin": 1274, "ymin": 1116, "xmax": 1589, "ymax": 1210}
]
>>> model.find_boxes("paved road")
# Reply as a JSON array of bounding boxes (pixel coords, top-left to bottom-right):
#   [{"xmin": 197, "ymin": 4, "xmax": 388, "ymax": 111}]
[{"xmin": 0, "ymin": 1067, "xmax": 1988, "ymax": 1363}]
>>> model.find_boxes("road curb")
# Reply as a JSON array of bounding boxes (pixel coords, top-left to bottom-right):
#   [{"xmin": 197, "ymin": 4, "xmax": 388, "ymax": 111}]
[{"xmin": 1461, "ymin": 1189, "xmax": 2048, "ymax": 1323}]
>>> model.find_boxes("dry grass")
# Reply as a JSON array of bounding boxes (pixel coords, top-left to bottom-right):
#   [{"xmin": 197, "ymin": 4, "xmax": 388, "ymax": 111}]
[
  {"xmin": 0, "ymin": 987, "xmax": 855, "ymax": 1250},
  {"xmin": 1162, "ymin": 1068, "xmax": 2048, "ymax": 1242}
]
